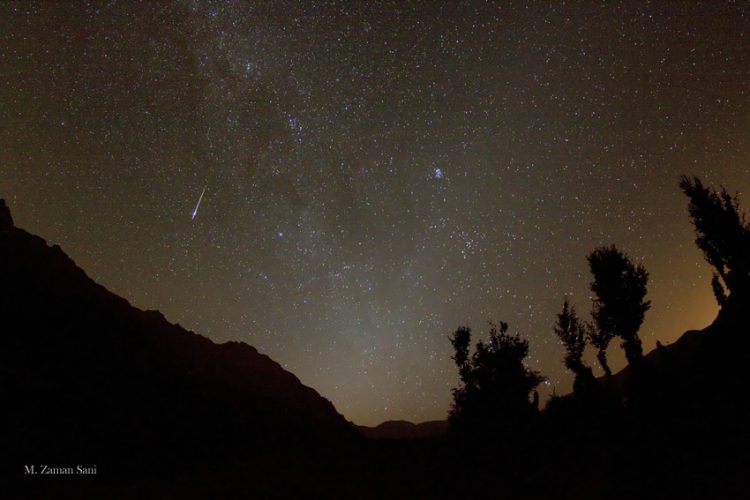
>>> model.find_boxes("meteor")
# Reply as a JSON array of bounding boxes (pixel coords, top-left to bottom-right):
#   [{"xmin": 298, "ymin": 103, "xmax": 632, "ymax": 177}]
[{"xmin": 192, "ymin": 186, "xmax": 206, "ymax": 220}]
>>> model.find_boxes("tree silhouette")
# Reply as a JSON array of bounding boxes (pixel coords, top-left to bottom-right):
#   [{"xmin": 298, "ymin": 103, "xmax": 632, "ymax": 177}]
[
  {"xmin": 679, "ymin": 176, "xmax": 750, "ymax": 304},
  {"xmin": 586, "ymin": 320, "xmax": 613, "ymax": 380},
  {"xmin": 449, "ymin": 322, "xmax": 544, "ymax": 434},
  {"xmin": 587, "ymin": 245, "xmax": 650, "ymax": 367},
  {"xmin": 554, "ymin": 299, "xmax": 596, "ymax": 394}
]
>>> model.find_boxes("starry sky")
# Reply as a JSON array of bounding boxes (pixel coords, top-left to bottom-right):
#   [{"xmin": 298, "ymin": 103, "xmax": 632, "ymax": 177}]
[{"xmin": 2, "ymin": 1, "xmax": 749, "ymax": 425}]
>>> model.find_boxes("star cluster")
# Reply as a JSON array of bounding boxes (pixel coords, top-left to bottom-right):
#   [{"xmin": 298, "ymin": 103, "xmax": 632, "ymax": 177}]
[{"xmin": 2, "ymin": 1, "xmax": 749, "ymax": 425}]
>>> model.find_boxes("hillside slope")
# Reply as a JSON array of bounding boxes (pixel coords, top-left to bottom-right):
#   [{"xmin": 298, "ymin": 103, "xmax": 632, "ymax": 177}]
[{"xmin": 0, "ymin": 200, "xmax": 355, "ymax": 480}]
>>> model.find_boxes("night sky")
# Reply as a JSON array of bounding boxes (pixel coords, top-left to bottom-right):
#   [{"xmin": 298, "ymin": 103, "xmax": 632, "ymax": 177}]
[{"xmin": 2, "ymin": 1, "xmax": 749, "ymax": 425}]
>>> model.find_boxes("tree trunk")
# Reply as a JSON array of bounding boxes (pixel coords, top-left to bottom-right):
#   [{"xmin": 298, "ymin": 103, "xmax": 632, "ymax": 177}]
[
  {"xmin": 622, "ymin": 336, "xmax": 643, "ymax": 366},
  {"xmin": 597, "ymin": 349, "xmax": 612, "ymax": 380}
]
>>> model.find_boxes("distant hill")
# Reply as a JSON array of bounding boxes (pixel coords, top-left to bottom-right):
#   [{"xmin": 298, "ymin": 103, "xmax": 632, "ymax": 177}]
[
  {"xmin": 358, "ymin": 419, "xmax": 449, "ymax": 439},
  {"xmin": 0, "ymin": 199, "xmax": 356, "ymax": 481}
]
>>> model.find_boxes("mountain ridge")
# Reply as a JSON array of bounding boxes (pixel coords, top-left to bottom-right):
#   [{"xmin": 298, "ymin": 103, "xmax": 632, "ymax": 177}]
[
  {"xmin": 357, "ymin": 419, "xmax": 449, "ymax": 439},
  {"xmin": 0, "ymin": 199, "xmax": 356, "ymax": 479}
]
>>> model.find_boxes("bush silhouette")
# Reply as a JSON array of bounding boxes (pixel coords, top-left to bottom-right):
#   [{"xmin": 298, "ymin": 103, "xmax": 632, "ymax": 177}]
[
  {"xmin": 679, "ymin": 175, "xmax": 750, "ymax": 304},
  {"xmin": 449, "ymin": 322, "xmax": 544, "ymax": 436}
]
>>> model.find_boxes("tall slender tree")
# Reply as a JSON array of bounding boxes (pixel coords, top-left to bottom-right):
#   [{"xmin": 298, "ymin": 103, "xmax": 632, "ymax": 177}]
[
  {"xmin": 554, "ymin": 299, "xmax": 596, "ymax": 393},
  {"xmin": 554, "ymin": 297, "xmax": 588, "ymax": 384},
  {"xmin": 679, "ymin": 176, "xmax": 750, "ymax": 304},
  {"xmin": 555, "ymin": 299, "xmax": 586, "ymax": 373},
  {"xmin": 587, "ymin": 245, "xmax": 650, "ymax": 366}
]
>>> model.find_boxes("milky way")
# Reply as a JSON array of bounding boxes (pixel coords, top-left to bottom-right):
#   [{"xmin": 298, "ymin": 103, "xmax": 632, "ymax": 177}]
[{"xmin": 2, "ymin": 1, "xmax": 749, "ymax": 424}]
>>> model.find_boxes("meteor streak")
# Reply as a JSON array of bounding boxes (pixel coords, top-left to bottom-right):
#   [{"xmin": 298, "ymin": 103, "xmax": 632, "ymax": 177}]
[{"xmin": 192, "ymin": 186, "xmax": 206, "ymax": 220}]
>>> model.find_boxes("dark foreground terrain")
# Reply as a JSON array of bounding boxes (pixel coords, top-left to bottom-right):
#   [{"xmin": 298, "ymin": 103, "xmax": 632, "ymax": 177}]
[{"xmin": 2, "ymin": 198, "xmax": 749, "ymax": 499}]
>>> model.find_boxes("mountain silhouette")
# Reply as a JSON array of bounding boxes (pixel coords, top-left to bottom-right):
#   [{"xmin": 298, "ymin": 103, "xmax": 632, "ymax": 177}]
[
  {"xmin": 358, "ymin": 419, "xmax": 448, "ymax": 440},
  {"xmin": 3, "ymin": 195, "xmax": 750, "ymax": 499},
  {"xmin": 0, "ymin": 199, "xmax": 355, "ymax": 484}
]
